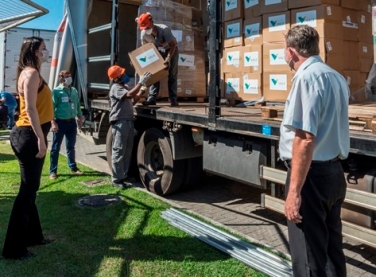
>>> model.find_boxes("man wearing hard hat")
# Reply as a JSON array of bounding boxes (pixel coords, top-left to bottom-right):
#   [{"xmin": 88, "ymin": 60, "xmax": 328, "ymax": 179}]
[
  {"xmin": 137, "ymin": 12, "xmax": 179, "ymax": 107},
  {"xmin": 107, "ymin": 65, "xmax": 151, "ymax": 188}
]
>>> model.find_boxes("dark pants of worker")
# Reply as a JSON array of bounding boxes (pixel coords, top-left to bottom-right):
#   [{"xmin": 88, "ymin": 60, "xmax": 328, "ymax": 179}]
[
  {"xmin": 50, "ymin": 118, "xmax": 78, "ymax": 174},
  {"xmin": 285, "ymin": 160, "xmax": 347, "ymax": 277},
  {"xmin": 148, "ymin": 49, "xmax": 178, "ymax": 102},
  {"xmin": 2, "ymin": 122, "xmax": 50, "ymax": 259}
]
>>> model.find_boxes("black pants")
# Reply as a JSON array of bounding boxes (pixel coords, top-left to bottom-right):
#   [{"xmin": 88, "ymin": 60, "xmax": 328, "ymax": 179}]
[
  {"xmin": 2, "ymin": 122, "xmax": 50, "ymax": 258},
  {"xmin": 285, "ymin": 161, "xmax": 347, "ymax": 277}
]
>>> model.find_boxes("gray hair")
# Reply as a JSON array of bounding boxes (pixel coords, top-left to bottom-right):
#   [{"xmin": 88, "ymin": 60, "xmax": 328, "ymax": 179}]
[{"xmin": 285, "ymin": 25, "xmax": 320, "ymax": 57}]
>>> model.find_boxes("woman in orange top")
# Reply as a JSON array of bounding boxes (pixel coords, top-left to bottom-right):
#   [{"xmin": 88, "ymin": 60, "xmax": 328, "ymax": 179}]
[{"xmin": 2, "ymin": 37, "xmax": 54, "ymax": 260}]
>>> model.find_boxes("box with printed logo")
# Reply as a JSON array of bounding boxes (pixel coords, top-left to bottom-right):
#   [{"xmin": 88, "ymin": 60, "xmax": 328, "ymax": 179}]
[
  {"xmin": 244, "ymin": 17, "xmax": 263, "ymax": 46},
  {"xmin": 290, "ymin": 5, "xmax": 343, "ymax": 40},
  {"xmin": 241, "ymin": 45, "xmax": 262, "ymax": 73},
  {"xmin": 263, "ymin": 71, "xmax": 294, "ymax": 102},
  {"xmin": 224, "ymin": 73, "xmax": 242, "ymax": 99},
  {"xmin": 244, "ymin": 0, "xmax": 262, "ymax": 18},
  {"xmin": 128, "ymin": 43, "xmax": 169, "ymax": 87},
  {"xmin": 222, "ymin": 47, "xmax": 243, "ymax": 73},
  {"xmin": 224, "ymin": 19, "xmax": 244, "ymax": 48},
  {"xmin": 239, "ymin": 73, "xmax": 262, "ymax": 100},
  {"xmin": 263, "ymin": 42, "xmax": 287, "ymax": 72},
  {"xmin": 223, "ymin": 0, "xmax": 243, "ymax": 22},
  {"xmin": 262, "ymin": 11, "xmax": 290, "ymax": 43},
  {"xmin": 260, "ymin": 0, "xmax": 288, "ymax": 14},
  {"xmin": 288, "ymin": 0, "xmax": 339, "ymax": 9}
]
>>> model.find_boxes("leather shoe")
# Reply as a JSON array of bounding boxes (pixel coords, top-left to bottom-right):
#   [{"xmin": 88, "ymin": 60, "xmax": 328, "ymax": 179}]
[
  {"xmin": 112, "ymin": 181, "xmax": 132, "ymax": 189},
  {"xmin": 71, "ymin": 168, "xmax": 84, "ymax": 175}
]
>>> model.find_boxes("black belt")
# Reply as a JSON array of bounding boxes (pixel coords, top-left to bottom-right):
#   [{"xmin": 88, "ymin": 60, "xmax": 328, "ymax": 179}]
[
  {"xmin": 57, "ymin": 118, "xmax": 75, "ymax": 122},
  {"xmin": 284, "ymin": 157, "xmax": 339, "ymax": 169}
]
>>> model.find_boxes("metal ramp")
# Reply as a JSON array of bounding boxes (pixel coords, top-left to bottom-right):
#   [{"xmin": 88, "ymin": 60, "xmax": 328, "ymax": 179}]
[{"xmin": 0, "ymin": 0, "xmax": 49, "ymax": 32}]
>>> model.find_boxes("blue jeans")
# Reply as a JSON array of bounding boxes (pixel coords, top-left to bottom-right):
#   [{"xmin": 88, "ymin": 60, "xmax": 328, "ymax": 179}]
[
  {"xmin": 111, "ymin": 120, "xmax": 134, "ymax": 183},
  {"xmin": 7, "ymin": 106, "xmax": 16, "ymax": 129},
  {"xmin": 50, "ymin": 119, "xmax": 78, "ymax": 174}
]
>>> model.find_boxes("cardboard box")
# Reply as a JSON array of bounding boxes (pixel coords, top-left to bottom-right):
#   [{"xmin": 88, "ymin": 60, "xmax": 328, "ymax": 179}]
[
  {"xmin": 319, "ymin": 38, "xmax": 344, "ymax": 72},
  {"xmin": 224, "ymin": 73, "xmax": 242, "ymax": 99},
  {"xmin": 242, "ymin": 45, "xmax": 262, "ymax": 73},
  {"xmin": 341, "ymin": 0, "xmax": 370, "ymax": 12},
  {"xmin": 240, "ymin": 73, "xmax": 263, "ymax": 100},
  {"xmin": 261, "ymin": 0, "xmax": 288, "ymax": 14},
  {"xmin": 290, "ymin": 5, "xmax": 343, "ymax": 40},
  {"xmin": 263, "ymin": 42, "xmax": 287, "ymax": 72},
  {"xmin": 343, "ymin": 70, "xmax": 367, "ymax": 95},
  {"xmin": 343, "ymin": 41, "xmax": 359, "ymax": 70},
  {"xmin": 342, "ymin": 8, "xmax": 359, "ymax": 41},
  {"xmin": 244, "ymin": 17, "xmax": 263, "ymax": 46},
  {"xmin": 358, "ymin": 11, "xmax": 373, "ymax": 43},
  {"xmin": 223, "ymin": 0, "xmax": 243, "ymax": 22},
  {"xmin": 263, "ymin": 71, "xmax": 294, "ymax": 102},
  {"xmin": 288, "ymin": 0, "xmax": 339, "ymax": 9},
  {"xmin": 222, "ymin": 47, "xmax": 243, "ymax": 73},
  {"xmin": 244, "ymin": 0, "xmax": 262, "ymax": 18},
  {"xmin": 262, "ymin": 11, "xmax": 290, "ymax": 43},
  {"xmin": 224, "ymin": 19, "xmax": 244, "ymax": 48},
  {"xmin": 128, "ymin": 43, "xmax": 169, "ymax": 87}
]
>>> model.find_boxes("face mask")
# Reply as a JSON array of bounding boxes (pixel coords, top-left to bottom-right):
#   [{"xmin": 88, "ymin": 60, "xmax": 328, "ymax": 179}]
[
  {"xmin": 64, "ymin": 76, "xmax": 73, "ymax": 86},
  {"xmin": 122, "ymin": 75, "xmax": 130, "ymax": 84},
  {"xmin": 39, "ymin": 49, "xmax": 49, "ymax": 63},
  {"xmin": 145, "ymin": 28, "xmax": 153, "ymax": 35}
]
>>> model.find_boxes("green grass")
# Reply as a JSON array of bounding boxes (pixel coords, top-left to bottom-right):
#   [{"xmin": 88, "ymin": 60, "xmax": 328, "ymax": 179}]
[{"xmin": 0, "ymin": 141, "xmax": 266, "ymax": 277}]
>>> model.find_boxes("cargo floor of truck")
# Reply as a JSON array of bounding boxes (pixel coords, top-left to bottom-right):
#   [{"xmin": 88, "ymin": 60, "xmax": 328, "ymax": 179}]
[{"xmin": 91, "ymin": 99, "xmax": 376, "ymax": 157}]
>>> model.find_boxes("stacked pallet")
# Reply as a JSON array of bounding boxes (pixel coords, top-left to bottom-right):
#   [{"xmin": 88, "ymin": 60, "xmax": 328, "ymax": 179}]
[
  {"xmin": 222, "ymin": 0, "xmax": 374, "ymax": 103},
  {"xmin": 137, "ymin": 0, "xmax": 206, "ymax": 100}
]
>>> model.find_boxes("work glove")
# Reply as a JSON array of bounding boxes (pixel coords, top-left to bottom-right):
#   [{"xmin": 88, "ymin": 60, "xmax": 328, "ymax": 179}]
[
  {"xmin": 164, "ymin": 56, "xmax": 171, "ymax": 70},
  {"xmin": 138, "ymin": 71, "xmax": 152, "ymax": 86}
]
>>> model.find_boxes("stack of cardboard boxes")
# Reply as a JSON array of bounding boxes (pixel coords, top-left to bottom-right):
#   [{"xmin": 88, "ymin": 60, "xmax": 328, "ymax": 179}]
[
  {"xmin": 137, "ymin": 0, "xmax": 206, "ymax": 99},
  {"xmin": 222, "ymin": 0, "xmax": 373, "ymax": 103}
]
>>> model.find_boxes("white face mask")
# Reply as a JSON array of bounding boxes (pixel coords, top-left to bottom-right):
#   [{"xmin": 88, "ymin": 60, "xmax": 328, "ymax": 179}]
[
  {"xmin": 64, "ymin": 76, "xmax": 73, "ymax": 86},
  {"xmin": 145, "ymin": 28, "xmax": 153, "ymax": 35},
  {"xmin": 39, "ymin": 49, "xmax": 49, "ymax": 63}
]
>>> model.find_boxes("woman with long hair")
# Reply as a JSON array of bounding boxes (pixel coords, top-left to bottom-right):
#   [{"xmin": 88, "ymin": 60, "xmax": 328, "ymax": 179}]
[{"xmin": 2, "ymin": 37, "xmax": 54, "ymax": 259}]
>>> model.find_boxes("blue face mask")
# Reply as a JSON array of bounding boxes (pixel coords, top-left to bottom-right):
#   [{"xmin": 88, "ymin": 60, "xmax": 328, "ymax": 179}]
[{"xmin": 122, "ymin": 75, "xmax": 130, "ymax": 84}]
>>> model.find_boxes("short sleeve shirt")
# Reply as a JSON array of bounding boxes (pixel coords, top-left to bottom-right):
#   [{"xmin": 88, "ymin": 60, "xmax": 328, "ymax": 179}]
[
  {"xmin": 141, "ymin": 24, "xmax": 176, "ymax": 56},
  {"xmin": 279, "ymin": 56, "xmax": 350, "ymax": 161},
  {"xmin": 0, "ymin": 91, "xmax": 17, "ymax": 109},
  {"xmin": 109, "ymin": 83, "xmax": 134, "ymax": 122}
]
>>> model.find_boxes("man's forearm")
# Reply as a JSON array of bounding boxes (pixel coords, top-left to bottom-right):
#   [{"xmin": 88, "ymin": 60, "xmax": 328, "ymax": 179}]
[{"xmin": 289, "ymin": 130, "xmax": 315, "ymax": 193}]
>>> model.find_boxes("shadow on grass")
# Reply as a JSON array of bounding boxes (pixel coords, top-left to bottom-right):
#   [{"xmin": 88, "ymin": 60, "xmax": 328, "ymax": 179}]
[
  {"xmin": 0, "ymin": 189, "xmax": 231, "ymax": 277},
  {"xmin": 0, "ymin": 153, "xmax": 15, "ymax": 163}
]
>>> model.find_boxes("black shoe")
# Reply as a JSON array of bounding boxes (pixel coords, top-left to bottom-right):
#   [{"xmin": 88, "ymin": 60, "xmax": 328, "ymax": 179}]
[
  {"xmin": 170, "ymin": 101, "xmax": 179, "ymax": 107},
  {"xmin": 142, "ymin": 99, "xmax": 157, "ymax": 106},
  {"xmin": 122, "ymin": 177, "xmax": 136, "ymax": 187}
]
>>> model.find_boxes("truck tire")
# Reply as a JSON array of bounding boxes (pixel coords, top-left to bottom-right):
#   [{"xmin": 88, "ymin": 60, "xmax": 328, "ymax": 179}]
[{"xmin": 137, "ymin": 128, "xmax": 185, "ymax": 195}]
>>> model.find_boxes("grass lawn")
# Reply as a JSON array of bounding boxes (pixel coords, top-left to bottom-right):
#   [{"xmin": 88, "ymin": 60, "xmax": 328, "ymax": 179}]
[{"xmin": 0, "ymin": 140, "xmax": 266, "ymax": 277}]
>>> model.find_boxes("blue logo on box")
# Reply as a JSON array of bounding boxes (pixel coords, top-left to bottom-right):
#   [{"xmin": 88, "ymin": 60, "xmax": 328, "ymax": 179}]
[{"xmin": 262, "ymin": 125, "xmax": 272, "ymax": 136}]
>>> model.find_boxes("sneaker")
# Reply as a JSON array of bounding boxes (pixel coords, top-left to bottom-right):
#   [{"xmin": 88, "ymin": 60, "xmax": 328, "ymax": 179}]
[
  {"xmin": 71, "ymin": 168, "xmax": 84, "ymax": 175},
  {"xmin": 142, "ymin": 99, "xmax": 157, "ymax": 106},
  {"xmin": 49, "ymin": 173, "xmax": 57, "ymax": 180}
]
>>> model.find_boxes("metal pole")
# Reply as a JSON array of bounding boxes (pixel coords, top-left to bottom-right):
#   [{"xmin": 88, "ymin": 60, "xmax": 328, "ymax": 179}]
[
  {"xmin": 207, "ymin": 0, "xmax": 221, "ymax": 130},
  {"xmin": 110, "ymin": 0, "xmax": 119, "ymax": 66}
]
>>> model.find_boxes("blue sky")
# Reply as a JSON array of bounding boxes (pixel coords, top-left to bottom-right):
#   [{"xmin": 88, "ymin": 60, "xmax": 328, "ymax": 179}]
[{"xmin": 20, "ymin": 0, "xmax": 65, "ymax": 31}]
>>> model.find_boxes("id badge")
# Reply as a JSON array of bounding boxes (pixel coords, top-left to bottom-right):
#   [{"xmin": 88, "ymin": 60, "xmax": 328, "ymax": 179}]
[{"xmin": 71, "ymin": 103, "xmax": 75, "ymax": 110}]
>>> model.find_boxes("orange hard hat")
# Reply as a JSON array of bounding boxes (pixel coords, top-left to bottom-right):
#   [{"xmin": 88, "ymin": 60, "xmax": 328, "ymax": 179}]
[
  {"xmin": 137, "ymin": 13, "xmax": 152, "ymax": 30},
  {"xmin": 107, "ymin": 65, "xmax": 125, "ymax": 80}
]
